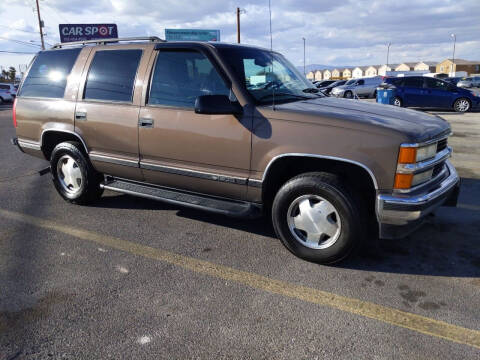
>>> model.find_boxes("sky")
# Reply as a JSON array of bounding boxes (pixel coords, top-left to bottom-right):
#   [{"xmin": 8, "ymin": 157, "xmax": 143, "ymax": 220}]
[{"xmin": 1, "ymin": 0, "xmax": 479, "ymax": 73}]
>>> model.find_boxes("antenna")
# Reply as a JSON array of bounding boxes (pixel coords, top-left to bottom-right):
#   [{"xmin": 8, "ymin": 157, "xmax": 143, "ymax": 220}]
[{"xmin": 268, "ymin": 0, "xmax": 275, "ymax": 110}]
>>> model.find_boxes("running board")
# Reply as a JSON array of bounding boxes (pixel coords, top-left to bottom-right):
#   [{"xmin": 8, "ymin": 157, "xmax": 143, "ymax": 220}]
[{"xmin": 100, "ymin": 179, "xmax": 262, "ymax": 218}]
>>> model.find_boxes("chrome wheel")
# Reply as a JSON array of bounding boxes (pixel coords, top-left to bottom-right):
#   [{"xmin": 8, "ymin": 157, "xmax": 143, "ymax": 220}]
[
  {"xmin": 393, "ymin": 97, "xmax": 402, "ymax": 107},
  {"xmin": 454, "ymin": 99, "xmax": 470, "ymax": 112},
  {"xmin": 287, "ymin": 195, "xmax": 341, "ymax": 249},
  {"xmin": 56, "ymin": 154, "xmax": 83, "ymax": 195},
  {"xmin": 344, "ymin": 91, "xmax": 353, "ymax": 99}
]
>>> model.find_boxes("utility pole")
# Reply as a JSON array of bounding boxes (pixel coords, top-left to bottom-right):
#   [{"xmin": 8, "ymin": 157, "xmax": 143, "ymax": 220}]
[
  {"xmin": 302, "ymin": 37, "xmax": 306, "ymax": 75},
  {"xmin": 450, "ymin": 33, "xmax": 456, "ymax": 76},
  {"xmin": 35, "ymin": 0, "xmax": 45, "ymax": 50}
]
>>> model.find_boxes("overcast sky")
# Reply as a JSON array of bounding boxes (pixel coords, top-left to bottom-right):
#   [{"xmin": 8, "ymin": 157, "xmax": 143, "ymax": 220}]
[{"xmin": 1, "ymin": 0, "xmax": 479, "ymax": 72}]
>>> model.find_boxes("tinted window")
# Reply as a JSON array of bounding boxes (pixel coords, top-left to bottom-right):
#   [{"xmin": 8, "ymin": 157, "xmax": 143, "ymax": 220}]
[
  {"xmin": 388, "ymin": 78, "xmax": 404, "ymax": 86},
  {"xmin": 84, "ymin": 49, "xmax": 142, "ymax": 102},
  {"xmin": 403, "ymin": 77, "xmax": 424, "ymax": 88},
  {"xmin": 0, "ymin": 85, "xmax": 9, "ymax": 90},
  {"xmin": 148, "ymin": 50, "xmax": 229, "ymax": 108},
  {"xmin": 19, "ymin": 48, "xmax": 81, "ymax": 98},
  {"xmin": 424, "ymin": 77, "xmax": 449, "ymax": 90},
  {"xmin": 357, "ymin": 80, "xmax": 364, "ymax": 85}
]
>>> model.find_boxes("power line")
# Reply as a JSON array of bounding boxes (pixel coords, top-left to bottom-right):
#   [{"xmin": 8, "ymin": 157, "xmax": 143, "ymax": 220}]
[
  {"xmin": 0, "ymin": 50, "xmax": 37, "ymax": 54},
  {"xmin": 0, "ymin": 37, "xmax": 42, "ymax": 48},
  {"xmin": 0, "ymin": 24, "xmax": 38, "ymax": 34}
]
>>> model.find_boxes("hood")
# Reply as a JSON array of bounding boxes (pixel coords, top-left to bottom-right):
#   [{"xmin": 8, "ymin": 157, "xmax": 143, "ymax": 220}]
[{"xmin": 268, "ymin": 97, "xmax": 450, "ymax": 143}]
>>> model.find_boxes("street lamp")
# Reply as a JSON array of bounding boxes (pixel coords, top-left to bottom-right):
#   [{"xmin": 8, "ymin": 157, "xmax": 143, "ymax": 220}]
[
  {"xmin": 450, "ymin": 33, "xmax": 456, "ymax": 76},
  {"xmin": 386, "ymin": 42, "xmax": 391, "ymax": 70},
  {"xmin": 302, "ymin": 37, "xmax": 306, "ymax": 75}
]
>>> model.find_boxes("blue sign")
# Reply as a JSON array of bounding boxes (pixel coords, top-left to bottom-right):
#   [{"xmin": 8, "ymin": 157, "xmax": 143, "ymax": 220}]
[
  {"xmin": 59, "ymin": 24, "xmax": 118, "ymax": 43},
  {"xmin": 165, "ymin": 29, "xmax": 220, "ymax": 42}
]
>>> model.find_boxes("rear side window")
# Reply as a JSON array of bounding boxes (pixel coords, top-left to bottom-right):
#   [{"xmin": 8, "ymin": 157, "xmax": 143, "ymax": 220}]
[
  {"xmin": 84, "ymin": 49, "xmax": 142, "ymax": 102},
  {"xmin": 403, "ymin": 77, "xmax": 424, "ymax": 88},
  {"xmin": 0, "ymin": 85, "xmax": 9, "ymax": 90},
  {"xmin": 18, "ymin": 48, "xmax": 81, "ymax": 98}
]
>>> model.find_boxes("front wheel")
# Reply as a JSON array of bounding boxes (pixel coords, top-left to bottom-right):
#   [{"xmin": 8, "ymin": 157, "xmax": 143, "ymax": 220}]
[
  {"xmin": 453, "ymin": 98, "xmax": 471, "ymax": 112},
  {"xmin": 344, "ymin": 91, "xmax": 353, "ymax": 99},
  {"xmin": 50, "ymin": 141, "xmax": 103, "ymax": 204},
  {"xmin": 271, "ymin": 172, "xmax": 364, "ymax": 264}
]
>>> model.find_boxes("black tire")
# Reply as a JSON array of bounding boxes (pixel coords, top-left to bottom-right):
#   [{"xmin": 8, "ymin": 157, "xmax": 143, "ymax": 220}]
[
  {"xmin": 373, "ymin": 90, "xmax": 377, "ymax": 99},
  {"xmin": 0, "ymin": 97, "xmax": 4, "ymax": 105},
  {"xmin": 50, "ymin": 141, "xmax": 103, "ymax": 204},
  {"xmin": 271, "ymin": 172, "xmax": 364, "ymax": 264},
  {"xmin": 453, "ymin": 98, "xmax": 471, "ymax": 112},
  {"xmin": 393, "ymin": 96, "xmax": 402, "ymax": 107},
  {"xmin": 344, "ymin": 91, "xmax": 353, "ymax": 99}
]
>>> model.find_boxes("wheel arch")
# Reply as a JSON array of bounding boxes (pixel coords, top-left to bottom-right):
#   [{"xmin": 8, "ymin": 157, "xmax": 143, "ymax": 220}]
[
  {"xmin": 41, "ymin": 129, "xmax": 89, "ymax": 161},
  {"xmin": 261, "ymin": 154, "xmax": 378, "ymax": 209}
]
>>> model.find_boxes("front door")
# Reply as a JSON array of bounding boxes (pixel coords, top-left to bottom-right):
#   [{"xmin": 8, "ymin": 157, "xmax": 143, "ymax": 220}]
[
  {"xmin": 75, "ymin": 45, "xmax": 153, "ymax": 181},
  {"xmin": 138, "ymin": 48, "xmax": 252, "ymax": 200},
  {"xmin": 423, "ymin": 77, "xmax": 454, "ymax": 108},
  {"xmin": 401, "ymin": 77, "xmax": 425, "ymax": 107}
]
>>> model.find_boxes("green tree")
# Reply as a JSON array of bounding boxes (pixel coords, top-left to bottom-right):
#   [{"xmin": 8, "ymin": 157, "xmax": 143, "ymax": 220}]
[
  {"xmin": 1, "ymin": 70, "xmax": 8, "ymax": 81},
  {"xmin": 8, "ymin": 66, "xmax": 16, "ymax": 82}
]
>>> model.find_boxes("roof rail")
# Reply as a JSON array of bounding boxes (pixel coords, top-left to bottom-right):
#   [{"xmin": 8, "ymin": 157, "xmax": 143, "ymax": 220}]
[{"xmin": 52, "ymin": 36, "xmax": 165, "ymax": 49}]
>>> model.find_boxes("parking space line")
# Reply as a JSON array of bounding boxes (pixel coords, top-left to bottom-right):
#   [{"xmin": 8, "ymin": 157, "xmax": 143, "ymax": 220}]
[{"xmin": 1, "ymin": 207, "xmax": 479, "ymax": 349}]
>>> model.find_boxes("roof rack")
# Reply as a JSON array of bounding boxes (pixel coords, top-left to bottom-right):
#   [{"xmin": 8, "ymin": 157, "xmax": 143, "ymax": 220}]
[{"xmin": 52, "ymin": 36, "xmax": 165, "ymax": 49}]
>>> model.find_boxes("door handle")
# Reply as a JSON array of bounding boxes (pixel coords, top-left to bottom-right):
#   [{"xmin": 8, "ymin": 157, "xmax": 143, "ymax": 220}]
[
  {"xmin": 75, "ymin": 110, "xmax": 87, "ymax": 120},
  {"xmin": 139, "ymin": 118, "xmax": 154, "ymax": 128}
]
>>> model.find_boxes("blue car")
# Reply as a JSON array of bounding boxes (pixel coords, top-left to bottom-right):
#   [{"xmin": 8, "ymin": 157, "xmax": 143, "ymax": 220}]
[{"xmin": 384, "ymin": 76, "xmax": 480, "ymax": 112}]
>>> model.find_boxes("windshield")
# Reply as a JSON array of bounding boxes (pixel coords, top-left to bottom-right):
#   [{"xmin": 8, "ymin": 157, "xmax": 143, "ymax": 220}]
[
  {"xmin": 345, "ymin": 79, "xmax": 356, "ymax": 85},
  {"xmin": 217, "ymin": 47, "xmax": 321, "ymax": 104}
]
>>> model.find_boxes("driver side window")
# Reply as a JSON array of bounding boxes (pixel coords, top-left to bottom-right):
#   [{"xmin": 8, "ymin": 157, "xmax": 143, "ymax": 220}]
[{"xmin": 148, "ymin": 50, "xmax": 230, "ymax": 108}]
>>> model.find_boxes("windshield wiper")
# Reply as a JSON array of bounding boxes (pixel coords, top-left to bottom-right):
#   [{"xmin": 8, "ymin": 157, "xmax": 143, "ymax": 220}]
[{"xmin": 257, "ymin": 92, "xmax": 313, "ymax": 102}]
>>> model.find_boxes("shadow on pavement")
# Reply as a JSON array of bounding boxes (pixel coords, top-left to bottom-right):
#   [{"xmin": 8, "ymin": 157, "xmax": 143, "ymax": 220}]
[{"xmin": 93, "ymin": 177, "xmax": 480, "ymax": 278}]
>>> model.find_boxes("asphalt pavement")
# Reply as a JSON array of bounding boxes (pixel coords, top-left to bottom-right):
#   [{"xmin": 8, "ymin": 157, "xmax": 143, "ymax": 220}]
[{"xmin": 1, "ymin": 106, "xmax": 480, "ymax": 359}]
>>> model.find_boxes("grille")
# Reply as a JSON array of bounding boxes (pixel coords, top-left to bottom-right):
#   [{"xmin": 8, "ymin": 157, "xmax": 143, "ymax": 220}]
[
  {"xmin": 432, "ymin": 163, "xmax": 444, "ymax": 178},
  {"xmin": 437, "ymin": 138, "xmax": 448, "ymax": 152}
]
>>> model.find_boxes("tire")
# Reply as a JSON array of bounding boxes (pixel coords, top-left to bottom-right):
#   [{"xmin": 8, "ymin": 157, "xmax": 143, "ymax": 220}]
[
  {"xmin": 453, "ymin": 98, "xmax": 471, "ymax": 112},
  {"xmin": 344, "ymin": 91, "xmax": 353, "ymax": 99},
  {"xmin": 373, "ymin": 90, "xmax": 377, "ymax": 99},
  {"xmin": 271, "ymin": 172, "xmax": 364, "ymax": 264},
  {"xmin": 0, "ymin": 97, "xmax": 3, "ymax": 105},
  {"xmin": 393, "ymin": 96, "xmax": 402, "ymax": 107},
  {"xmin": 50, "ymin": 141, "xmax": 103, "ymax": 204}
]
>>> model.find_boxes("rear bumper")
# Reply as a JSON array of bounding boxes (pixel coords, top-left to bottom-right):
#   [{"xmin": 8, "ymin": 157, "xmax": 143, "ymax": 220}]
[{"xmin": 376, "ymin": 160, "xmax": 460, "ymax": 239}]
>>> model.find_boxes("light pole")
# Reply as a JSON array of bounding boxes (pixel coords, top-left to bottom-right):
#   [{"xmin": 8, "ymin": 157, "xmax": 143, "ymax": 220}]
[
  {"xmin": 450, "ymin": 33, "xmax": 456, "ymax": 76},
  {"xmin": 386, "ymin": 42, "xmax": 391, "ymax": 70},
  {"xmin": 236, "ymin": 8, "xmax": 246, "ymax": 44},
  {"xmin": 302, "ymin": 37, "xmax": 306, "ymax": 75}
]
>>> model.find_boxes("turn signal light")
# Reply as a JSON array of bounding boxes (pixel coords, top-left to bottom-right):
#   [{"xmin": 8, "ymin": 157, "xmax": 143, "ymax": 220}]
[
  {"xmin": 394, "ymin": 173, "xmax": 413, "ymax": 189},
  {"xmin": 398, "ymin": 147, "xmax": 416, "ymax": 164}
]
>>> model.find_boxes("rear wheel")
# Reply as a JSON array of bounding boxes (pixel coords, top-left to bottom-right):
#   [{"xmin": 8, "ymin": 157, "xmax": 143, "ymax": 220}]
[
  {"xmin": 50, "ymin": 141, "xmax": 103, "ymax": 204},
  {"xmin": 393, "ymin": 96, "xmax": 402, "ymax": 107},
  {"xmin": 453, "ymin": 98, "xmax": 470, "ymax": 112},
  {"xmin": 344, "ymin": 91, "xmax": 353, "ymax": 99},
  {"xmin": 0, "ymin": 97, "xmax": 3, "ymax": 105},
  {"xmin": 271, "ymin": 172, "xmax": 364, "ymax": 264}
]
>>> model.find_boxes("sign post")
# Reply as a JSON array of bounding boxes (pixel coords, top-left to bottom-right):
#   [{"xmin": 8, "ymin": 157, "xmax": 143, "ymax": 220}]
[
  {"xmin": 59, "ymin": 24, "xmax": 118, "ymax": 43},
  {"xmin": 165, "ymin": 29, "xmax": 220, "ymax": 42}
]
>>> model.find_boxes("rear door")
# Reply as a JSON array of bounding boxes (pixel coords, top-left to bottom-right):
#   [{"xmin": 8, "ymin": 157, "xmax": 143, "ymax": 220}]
[
  {"xmin": 138, "ymin": 46, "xmax": 252, "ymax": 200},
  {"xmin": 75, "ymin": 45, "xmax": 153, "ymax": 181},
  {"xmin": 401, "ymin": 77, "xmax": 425, "ymax": 107},
  {"xmin": 354, "ymin": 79, "xmax": 366, "ymax": 96}
]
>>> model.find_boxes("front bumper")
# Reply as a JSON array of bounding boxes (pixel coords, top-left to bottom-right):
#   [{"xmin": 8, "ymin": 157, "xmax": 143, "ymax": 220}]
[{"xmin": 376, "ymin": 160, "xmax": 460, "ymax": 239}]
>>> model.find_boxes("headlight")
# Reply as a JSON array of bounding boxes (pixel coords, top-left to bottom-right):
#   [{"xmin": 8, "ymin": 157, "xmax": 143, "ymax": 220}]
[{"xmin": 398, "ymin": 143, "xmax": 437, "ymax": 164}]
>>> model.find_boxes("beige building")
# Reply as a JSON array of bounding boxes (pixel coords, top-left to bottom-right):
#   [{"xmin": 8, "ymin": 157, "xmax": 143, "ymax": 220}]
[
  {"xmin": 436, "ymin": 58, "xmax": 480, "ymax": 75},
  {"xmin": 395, "ymin": 62, "xmax": 417, "ymax": 71},
  {"xmin": 414, "ymin": 61, "xmax": 436, "ymax": 72},
  {"xmin": 306, "ymin": 71, "xmax": 314, "ymax": 80},
  {"xmin": 364, "ymin": 66, "xmax": 378, "ymax": 77},
  {"xmin": 331, "ymin": 68, "xmax": 341, "ymax": 79},
  {"xmin": 352, "ymin": 66, "xmax": 369, "ymax": 78},
  {"xmin": 314, "ymin": 70, "xmax": 323, "ymax": 81},
  {"xmin": 377, "ymin": 65, "xmax": 391, "ymax": 76},
  {"xmin": 323, "ymin": 69, "xmax": 332, "ymax": 80},
  {"xmin": 342, "ymin": 68, "xmax": 352, "ymax": 79}
]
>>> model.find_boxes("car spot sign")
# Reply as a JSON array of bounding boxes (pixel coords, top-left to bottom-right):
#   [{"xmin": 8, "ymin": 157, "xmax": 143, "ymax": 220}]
[{"xmin": 59, "ymin": 24, "xmax": 118, "ymax": 43}]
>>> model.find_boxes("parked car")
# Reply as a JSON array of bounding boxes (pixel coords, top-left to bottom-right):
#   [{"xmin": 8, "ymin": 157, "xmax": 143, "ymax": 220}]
[
  {"xmin": 330, "ymin": 77, "xmax": 384, "ymax": 98},
  {"xmin": 0, "ymin": 83, "xmax": 17, "ymax": 98},
  {"xmin": 457, "ymin": 76, "xmax": 480, "ymax": 88},
  {"xmin": 314, "ymin": 80, "xmax": 336, "ymax": 89},
  {"xmin": 0, "ymin": 84, "xmax": 14, "ymax": 104},
  {"xmin": 318, "ymin": 80, "xmax": 346, "ymax": 95},
  {"xmin": 12, "ymin": 37, "xmax": 459, "ymax": 264},
  {"xmin": 384, "ymin": 76, "xmax": 479, "ymax": 112}
]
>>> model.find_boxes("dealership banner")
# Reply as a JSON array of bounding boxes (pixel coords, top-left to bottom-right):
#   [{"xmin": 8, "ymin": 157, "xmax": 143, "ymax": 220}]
[
  {"xmin": 59, "ymin": 24, "xmax": 118, "ymax": 43},
  {"xmin": 165, "ymin": 29, "xmax": 220, "ymax": 41}
]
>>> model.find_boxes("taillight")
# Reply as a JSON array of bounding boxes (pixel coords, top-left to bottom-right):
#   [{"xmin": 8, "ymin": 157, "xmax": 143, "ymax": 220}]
[{"xmin": 12, "ymin": 98, "xmax": 17, "ymax": 128}]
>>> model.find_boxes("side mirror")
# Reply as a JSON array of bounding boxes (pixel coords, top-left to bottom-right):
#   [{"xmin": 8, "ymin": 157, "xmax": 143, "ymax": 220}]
[{"xmin": 195, "ymin": 95, "xmax": 243, "ymax": 115}]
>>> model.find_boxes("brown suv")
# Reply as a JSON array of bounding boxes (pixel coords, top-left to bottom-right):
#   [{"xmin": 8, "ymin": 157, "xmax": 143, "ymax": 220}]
[{"xmin": 12, "ymin": 37, "xmax": 460, "ymax": 264}]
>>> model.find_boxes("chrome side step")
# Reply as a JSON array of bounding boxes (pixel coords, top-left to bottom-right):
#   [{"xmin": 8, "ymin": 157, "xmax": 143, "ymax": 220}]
[{"xmin": 100, "ymin": 178, "xmax": 262, "ymax": 218}]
